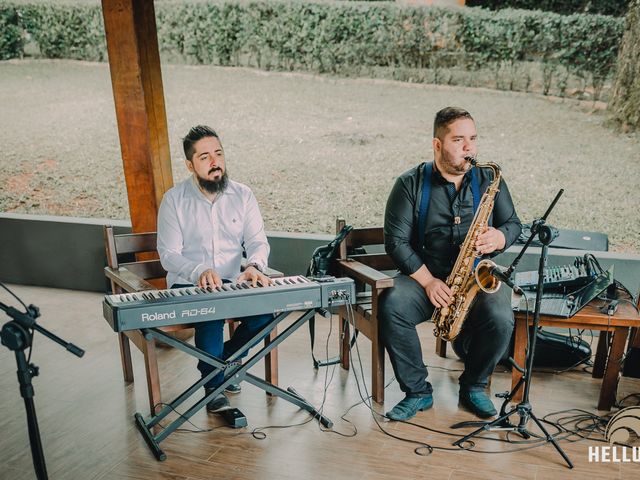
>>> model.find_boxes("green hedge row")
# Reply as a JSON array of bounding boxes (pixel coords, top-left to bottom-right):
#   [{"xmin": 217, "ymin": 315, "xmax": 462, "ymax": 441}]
[
  {"xmin": 19, "ymin": 3, "xmax": 107, "ymax": 61},
  {"xmin": 0, "ymin": 5, "xmax": 23, "ymax": 60},
  {"xmin": 0, "ymin": 1, "xmax": 624, "ymax": 99},
  {"xmin": 466, "ymin": 0, "xmax": 630, "ymax": 17}
]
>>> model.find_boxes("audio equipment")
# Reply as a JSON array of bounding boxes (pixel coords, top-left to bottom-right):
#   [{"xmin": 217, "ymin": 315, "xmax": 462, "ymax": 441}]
[
  {"xmin": 513, "ymin": 267, "xmax": 613, "ymax": 318},
  {"xmin": 514, "ymin": 263, "xmax": 596, "ymax": 292}
]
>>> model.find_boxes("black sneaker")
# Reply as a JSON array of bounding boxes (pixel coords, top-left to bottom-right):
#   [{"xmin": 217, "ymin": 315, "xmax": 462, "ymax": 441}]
[
  {"xmin": 224, "ymin": 383, "xmax": 242, "ymax": 394},
  {"xmin": 205, "ymin": 390, "xmax": 230, "ymax": 412}
]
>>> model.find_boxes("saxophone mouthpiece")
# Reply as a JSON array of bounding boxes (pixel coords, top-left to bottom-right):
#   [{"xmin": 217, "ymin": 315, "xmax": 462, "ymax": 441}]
[{"xmin": 464, "ymin": 156, "xmax": 477, "ymax": 166}]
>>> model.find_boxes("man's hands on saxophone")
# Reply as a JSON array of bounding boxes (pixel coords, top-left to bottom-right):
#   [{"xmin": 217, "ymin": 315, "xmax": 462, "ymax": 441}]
[
  {"xmin": 409, "ymin": 226, "xmax": 506, "ymax": 309},
  {"xmin": 409, "ymin": 264, "xmax": 453, "ymax": 309},
  {"xmin": 424, "ymin": 277, "xmax": 453, "ymax": 309},
  {"xmin": 475, "ymin": 226, "xmax": 506, "ymax": 255}
]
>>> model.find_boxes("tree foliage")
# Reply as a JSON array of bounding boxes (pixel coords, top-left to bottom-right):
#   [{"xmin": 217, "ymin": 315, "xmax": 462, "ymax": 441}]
[{"xmin": 610, "ymin": 0, "xmax": 640, "ymax": 130}]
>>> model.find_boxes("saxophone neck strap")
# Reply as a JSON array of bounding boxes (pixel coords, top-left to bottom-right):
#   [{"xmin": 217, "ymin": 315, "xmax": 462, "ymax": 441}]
[{"xmin": 418, "ymin": 162, "xmax": 481, "ymax": 253}]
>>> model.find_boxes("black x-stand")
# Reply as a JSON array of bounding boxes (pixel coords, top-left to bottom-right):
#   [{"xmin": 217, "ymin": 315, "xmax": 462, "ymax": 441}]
[
  {"xmin": 451, "ymin": 189, "xmax": 574, "ymax": 469},
  {"xmin": 1, "ymin": 299, "xmax": 85, "ymax": 480}
]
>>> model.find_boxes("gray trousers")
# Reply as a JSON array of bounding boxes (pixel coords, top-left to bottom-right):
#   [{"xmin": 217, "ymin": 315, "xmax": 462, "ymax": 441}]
[{"xmin": 379, "ymin": 274, "xmax": 514, "ymax": 396}]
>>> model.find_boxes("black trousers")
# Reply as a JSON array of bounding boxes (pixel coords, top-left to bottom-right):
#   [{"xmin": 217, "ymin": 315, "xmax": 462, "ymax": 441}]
[{"xmin": 379, "ymin": 274, "xmax": 514, "ymax": 396}]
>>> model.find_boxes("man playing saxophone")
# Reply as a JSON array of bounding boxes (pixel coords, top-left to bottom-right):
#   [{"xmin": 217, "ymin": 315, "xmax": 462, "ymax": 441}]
[{"xmin": 381, "ymin": 107, "xmax": 522, "ymax": 421}]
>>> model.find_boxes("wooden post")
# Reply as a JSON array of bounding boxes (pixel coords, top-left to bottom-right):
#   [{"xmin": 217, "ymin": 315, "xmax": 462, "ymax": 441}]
[{"xmin": 102, "ymin": 0, "xmax": 173, "ymax": 233}]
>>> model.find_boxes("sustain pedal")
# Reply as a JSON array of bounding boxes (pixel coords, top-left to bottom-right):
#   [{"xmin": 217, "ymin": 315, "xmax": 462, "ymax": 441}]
[{"xmin": 219, "ymin": 407, "xmax": 247, "ymax": 428}]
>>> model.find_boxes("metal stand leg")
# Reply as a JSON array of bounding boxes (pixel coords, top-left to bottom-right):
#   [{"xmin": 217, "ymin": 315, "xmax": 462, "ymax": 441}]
[{"xmin": 133, "ymin": 309, "xmax": 333, "ymax": 460}]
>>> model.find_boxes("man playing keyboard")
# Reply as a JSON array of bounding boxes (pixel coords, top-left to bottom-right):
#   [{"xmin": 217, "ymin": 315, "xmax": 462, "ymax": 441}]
[{"xmin": 157, "ymin": 125, "xmax": 273, "ymax": 412}]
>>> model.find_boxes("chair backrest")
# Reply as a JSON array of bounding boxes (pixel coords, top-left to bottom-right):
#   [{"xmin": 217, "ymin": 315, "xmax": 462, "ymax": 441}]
[
  {"xmin": 104, "ymin": 225, "xmax": 167, "ymax": 290},
  {"xmin": 336, "ymin": 218, "xmax": 396, "ymax": 271}
]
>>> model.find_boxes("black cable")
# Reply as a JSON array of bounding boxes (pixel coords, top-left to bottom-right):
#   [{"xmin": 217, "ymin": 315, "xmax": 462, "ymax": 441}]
[
  {"xmin": 155, "ymin": 289, "xmax": 638, "ymax": 454},
  {"xmin": 339, "ymin": 297, "xmax": 485, "ymax": 456},
  {"xmin": 330, "ymin": 289, "xmax": 636, "ymax": 454},
  {"xmin": 245, "ymin": 307, "xmax": 345, "ymax": 439},
  {"xmin": 540, "ymin": 409, "xmax": 611, "ymax": 444},
  {"xmin": 1, "ymin": 282, "xmax": 35, "ymax": 362},
  {"xmin": 152, "ymin": 306, "xmax": 344, "ymax": 440},
  {"xmin": 616, "ymin": 393, "xmax": 640, "ymax": 408},
  {"xmin": 0, "ymin": 281, "xmax": 30, "ymax": 310},
  {"xmin": 153, "ymin": 402, "xmax": 230, "ymax": 434},
  {"xmin": 339, "ymin": 288, "xmax": 626, "ymax": 457},
  {"xmin": 315, "ymin": 303, "xmax": 358, "ymax": 438}
]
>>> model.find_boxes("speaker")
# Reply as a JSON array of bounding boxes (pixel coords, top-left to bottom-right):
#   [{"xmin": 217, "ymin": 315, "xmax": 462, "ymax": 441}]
[{"xmin": 452, "ymin": 328, "xmax": 592, "ymax": 369}]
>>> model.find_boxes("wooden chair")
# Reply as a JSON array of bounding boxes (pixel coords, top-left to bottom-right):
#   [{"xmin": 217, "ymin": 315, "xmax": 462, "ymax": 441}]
[
  {"xmin": 333, "ymin": 218, "xmax": 395, "ymax": 403},
  {"xmin": 332, "ymin": 219, "xmax": 505, "ymax": 402},
  {"xmin": 103, "ymin": 225, "xmax": 280, "ymax": 413}
]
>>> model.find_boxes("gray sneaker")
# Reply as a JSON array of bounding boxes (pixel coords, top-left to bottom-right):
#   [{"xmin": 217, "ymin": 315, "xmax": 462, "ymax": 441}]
[{"xmin": 205, "ymin": 390, "xmax": 230, "ymax": 412}]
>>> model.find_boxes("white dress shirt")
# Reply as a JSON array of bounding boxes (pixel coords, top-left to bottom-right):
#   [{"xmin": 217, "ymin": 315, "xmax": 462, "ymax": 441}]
[{"xmin": 157, "ymin": 176, "xmax": 270, "ymax": 287}]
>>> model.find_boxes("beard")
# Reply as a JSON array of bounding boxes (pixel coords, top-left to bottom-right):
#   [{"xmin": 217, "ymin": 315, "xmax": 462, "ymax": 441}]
[
  {"xmin": 439, "ymin": 150, "xmax": 470, "ymax": 176},
  {"xmin": 196, "ymin": 168, "xmax": 229, "ymax": 194}
]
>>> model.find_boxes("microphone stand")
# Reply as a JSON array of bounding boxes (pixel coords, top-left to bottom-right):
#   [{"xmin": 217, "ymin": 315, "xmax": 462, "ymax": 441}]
[
  {"xmin": 1, "ymin": 301, "xmax": 85, "ymax": 480},
  {"xmin": 451, "ymin": 189, "xmax": 574, "ymax": 469}
]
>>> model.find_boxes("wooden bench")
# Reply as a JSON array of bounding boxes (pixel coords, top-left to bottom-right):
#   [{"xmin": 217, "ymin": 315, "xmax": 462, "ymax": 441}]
[{"xmin": 103, "ymin": 225, "xmax": 281, "ymax": 413}]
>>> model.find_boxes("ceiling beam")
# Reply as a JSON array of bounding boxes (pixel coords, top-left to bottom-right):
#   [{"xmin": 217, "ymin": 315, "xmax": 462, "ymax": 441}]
[{"xmin": 102, "ymin": 0, "xmax": 173, "ymax": 233}]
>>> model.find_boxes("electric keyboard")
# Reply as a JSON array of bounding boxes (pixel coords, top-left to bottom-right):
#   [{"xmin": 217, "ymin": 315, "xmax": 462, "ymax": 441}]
[
  {"xmin": 513, "ymin": 263, "xmax": 596, "ymax": 291},
  {"xmin": 103, "ymin": 275, "xmax": 355, "ymax": 332}
]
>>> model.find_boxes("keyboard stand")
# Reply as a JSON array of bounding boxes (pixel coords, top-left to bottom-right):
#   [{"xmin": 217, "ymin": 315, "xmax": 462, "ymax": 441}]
[{"xmin": 133, "ymin": 309, "xmax": 332, "ymax": 461}]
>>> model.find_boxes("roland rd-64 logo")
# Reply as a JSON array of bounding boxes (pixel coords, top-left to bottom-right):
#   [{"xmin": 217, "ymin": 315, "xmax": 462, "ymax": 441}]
[{"xmin": 141, "ymin": 307, "xmax": 216, "ymax": 322}]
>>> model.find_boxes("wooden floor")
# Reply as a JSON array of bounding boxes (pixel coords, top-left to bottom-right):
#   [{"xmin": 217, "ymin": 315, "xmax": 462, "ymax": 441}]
[{"xmin": 1, "ymin": 284, "xmax": 639, "ymax": 480}]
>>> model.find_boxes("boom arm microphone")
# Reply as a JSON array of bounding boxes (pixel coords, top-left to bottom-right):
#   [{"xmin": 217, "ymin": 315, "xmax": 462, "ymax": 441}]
[{"xmin": 489, "ymin": 266, "xmax": 522, "ymax": 294}]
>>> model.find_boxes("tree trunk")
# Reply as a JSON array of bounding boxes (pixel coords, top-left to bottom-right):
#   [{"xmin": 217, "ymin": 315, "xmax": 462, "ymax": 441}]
[{"xmin": 610, "ymin": 0, "xmax": 640, "ymax": 131}]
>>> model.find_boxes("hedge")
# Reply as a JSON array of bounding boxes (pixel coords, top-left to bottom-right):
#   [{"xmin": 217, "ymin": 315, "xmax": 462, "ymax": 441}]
[
  {"xmin": 0, "ymin": 5, "xmax": 23, "ymax": 60},
  {"xmin": 0, "ymin": 1, "xmax": 625, "ymax": 99},
  {"xmin": 466, "ymin": 0, "xmax": 630, "ymax": 17}
]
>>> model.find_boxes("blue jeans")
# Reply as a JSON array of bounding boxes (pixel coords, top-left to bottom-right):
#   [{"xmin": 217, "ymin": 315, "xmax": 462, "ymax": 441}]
[{"xmin": 171, "ymin": 283, "xmax": 274, "ymax": 389}]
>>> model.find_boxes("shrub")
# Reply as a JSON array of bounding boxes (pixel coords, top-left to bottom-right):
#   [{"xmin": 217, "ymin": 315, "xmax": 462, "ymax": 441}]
[
  {"xmin": 5, "ymin": 1, "xmax": 625, "ymax": 100},
  {"xmin": 0, "ymin": 4, "xmax": 24, "ymax": 59},
  {"xmin": 20, "ymin": 3, "xmax": 107, "ymax": 61},
  {"xmin": 466, "ymin": 0, "xmax": 630, "ymax": 17}
]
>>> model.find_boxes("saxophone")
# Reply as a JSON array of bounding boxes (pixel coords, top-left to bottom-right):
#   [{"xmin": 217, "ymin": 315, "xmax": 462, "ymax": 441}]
[{"xmin": 431, "ymin": 157, "xmax": 503, "ymax": 341}]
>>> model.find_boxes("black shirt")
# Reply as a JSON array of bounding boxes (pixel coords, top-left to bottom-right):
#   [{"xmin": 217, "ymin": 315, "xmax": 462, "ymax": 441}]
[{"xmin": 384, "ymin": 162, "xmax": 522, "ymax": 280}]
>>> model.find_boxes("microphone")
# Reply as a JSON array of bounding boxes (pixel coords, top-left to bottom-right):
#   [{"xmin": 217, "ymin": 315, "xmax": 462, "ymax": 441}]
[{"xmin": 489, "ymin": 266, "xmax": 522, "ymax": 294}]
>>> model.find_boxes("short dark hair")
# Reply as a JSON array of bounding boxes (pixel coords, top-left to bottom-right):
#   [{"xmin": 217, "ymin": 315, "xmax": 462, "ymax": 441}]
[
  {"xmin": 183, "ymin": 125, "xmax": 221, "ymax": 160},
  {"xmin": 433, "ymin": 107, "xmax": 474, "ymax": 139}
]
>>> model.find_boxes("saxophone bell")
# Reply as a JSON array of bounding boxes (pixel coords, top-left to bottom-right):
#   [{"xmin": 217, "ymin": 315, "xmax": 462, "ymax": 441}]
[{"xmin": 474, "ymin": 259, "xmax": 502, "ymax": 294}]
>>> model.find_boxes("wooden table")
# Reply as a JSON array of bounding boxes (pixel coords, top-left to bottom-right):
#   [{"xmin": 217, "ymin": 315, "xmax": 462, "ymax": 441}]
[{"xmin": 511, "ymin": 297, "xmax": 639, "ymax": 410}]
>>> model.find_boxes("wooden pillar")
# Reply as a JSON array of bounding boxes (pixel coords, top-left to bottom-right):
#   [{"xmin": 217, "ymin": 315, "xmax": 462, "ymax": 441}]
[{"xmin": 102, "ymin": 0, "xmax": 173, "ymax": 233}]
